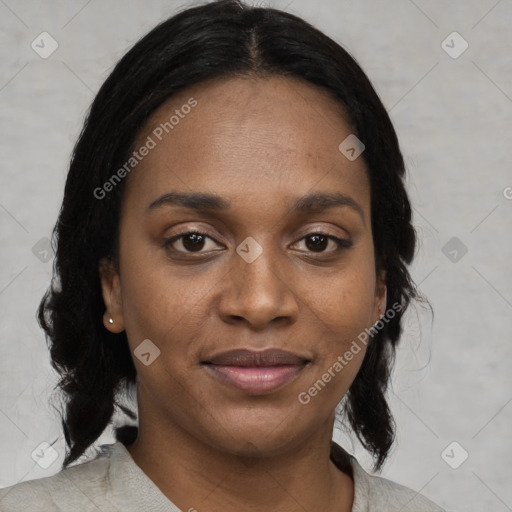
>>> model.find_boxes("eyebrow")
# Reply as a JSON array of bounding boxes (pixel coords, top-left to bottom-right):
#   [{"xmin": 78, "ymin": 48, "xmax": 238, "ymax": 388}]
[{"xmin": 147, "ymin": 191, "xmax": 365, "ymax": 224}]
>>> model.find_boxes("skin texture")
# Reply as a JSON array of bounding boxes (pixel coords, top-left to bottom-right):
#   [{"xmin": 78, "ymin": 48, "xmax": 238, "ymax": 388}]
[{"xmin": 99, "ymin": 75, "xmax": 386, "ymax": 512}]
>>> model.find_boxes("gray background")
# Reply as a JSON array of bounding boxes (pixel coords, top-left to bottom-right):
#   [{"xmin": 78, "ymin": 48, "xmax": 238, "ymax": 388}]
[{"xmin": 1, "ymin": 0, "xmax": 511, "ymax": 511}]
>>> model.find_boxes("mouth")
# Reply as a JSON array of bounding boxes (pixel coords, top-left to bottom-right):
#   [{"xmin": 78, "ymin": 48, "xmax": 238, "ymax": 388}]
[{"xmin": 201, "ymin": 348, "xmax": 311, "ymax": 395}]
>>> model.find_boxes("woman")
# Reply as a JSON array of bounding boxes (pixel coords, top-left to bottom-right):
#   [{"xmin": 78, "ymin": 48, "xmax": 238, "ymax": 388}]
[{"xmin": 0, "ymin": 0, "xmax": 446, "ymax": 510}]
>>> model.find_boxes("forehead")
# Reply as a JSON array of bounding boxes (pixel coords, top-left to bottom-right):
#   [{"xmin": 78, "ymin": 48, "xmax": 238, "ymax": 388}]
[{"xmin": 122, "ymin": 75, "xmax": 369, "ymax": 216}]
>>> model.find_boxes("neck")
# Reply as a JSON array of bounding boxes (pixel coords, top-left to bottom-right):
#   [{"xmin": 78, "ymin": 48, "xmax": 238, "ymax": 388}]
[{"xmin": 125, "ymin": 407, "xmax": 354, "ymax": 512}]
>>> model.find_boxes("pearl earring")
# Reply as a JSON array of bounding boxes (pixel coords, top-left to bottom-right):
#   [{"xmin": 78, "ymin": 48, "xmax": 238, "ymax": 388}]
[{"xmin": 108, "ymin": 317, "xmax": 114, "ymax": 324}]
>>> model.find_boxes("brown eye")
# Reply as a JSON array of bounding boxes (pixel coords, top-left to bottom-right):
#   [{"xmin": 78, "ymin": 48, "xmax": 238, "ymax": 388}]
[
  {"xmin": 181, "ymin": 233, "xmax": 206, "ymax": 252},
  {"xmin": 296, "ymin": 233, "xmax": 352, "ymax": 253},
  {"xmin": 164, "ymin": 231, "xmax": 221, "ymax": 254},
  {"xmin": 305, "ymin": 234, "xmax": 329, "ymax": 251}
]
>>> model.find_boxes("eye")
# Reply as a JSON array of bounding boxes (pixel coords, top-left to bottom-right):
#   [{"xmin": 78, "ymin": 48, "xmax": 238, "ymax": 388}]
[
  {"xmin": 293, "ymin": 232, "xmax": 352, "ymax": 254},
  {"xmin": 163, "ymin": 231, "xmax": 352, "ymax": 257},
  {"xmin": 163, "ymin": 231, "xmax": 222, "ymax": 254}
]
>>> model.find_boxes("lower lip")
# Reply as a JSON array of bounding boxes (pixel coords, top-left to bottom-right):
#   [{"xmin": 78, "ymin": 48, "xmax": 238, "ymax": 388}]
[{"xmin": 204, "ymin": 365, "xmax": 305, "ymax": 394}]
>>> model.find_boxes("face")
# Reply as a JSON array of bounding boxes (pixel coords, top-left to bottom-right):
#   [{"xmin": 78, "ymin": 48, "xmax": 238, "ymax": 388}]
[{"xmin": 99, "ymin": 75, "xmax": 386, "ymax": 457}]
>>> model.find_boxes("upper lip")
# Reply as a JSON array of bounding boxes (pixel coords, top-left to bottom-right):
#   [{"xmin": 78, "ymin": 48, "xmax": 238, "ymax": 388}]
[{"xmin": 203, "ymin": 348, "xmax": 310, "ymax": 367}]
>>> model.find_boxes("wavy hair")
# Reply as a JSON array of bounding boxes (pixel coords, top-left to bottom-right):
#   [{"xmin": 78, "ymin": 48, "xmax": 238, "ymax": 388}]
[{"xmin": 38, "ymin": 0, "xmax": 422, "ymax": 471}]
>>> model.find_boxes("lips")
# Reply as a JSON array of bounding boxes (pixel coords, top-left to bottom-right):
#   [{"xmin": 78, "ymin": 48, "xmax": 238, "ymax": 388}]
[
  {"xmin": 206, "ymin": 348, "xmax": 308, "ymax": 367},
  {"xmin": 202, "ymin": 349, "xmax": 310, "ymax": 395}
]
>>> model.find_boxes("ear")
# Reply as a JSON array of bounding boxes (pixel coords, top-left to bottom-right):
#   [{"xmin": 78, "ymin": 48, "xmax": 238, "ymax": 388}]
[
  {"xmin": 371, "ymin": 269, "xmax": 387, "ymax": 326},
  {"xmin": 98, "ymin": 257, "xmax": 125, "ymax": 333}
]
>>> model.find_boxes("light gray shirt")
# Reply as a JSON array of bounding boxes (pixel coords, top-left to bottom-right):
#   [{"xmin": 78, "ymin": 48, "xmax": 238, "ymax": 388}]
[{"xmin": 0, "ymin": 441, "xmax": 446, "ymax": 511}]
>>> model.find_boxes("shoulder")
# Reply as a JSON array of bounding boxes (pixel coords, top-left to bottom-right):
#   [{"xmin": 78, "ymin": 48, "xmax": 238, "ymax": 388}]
[
  {"xmin": 330, "ymin": 441, "xmax": 446, "ymax": 512},
  {"xmin": 356, "ymin": 466, "xmax": 445, "ymax": 511},
  {"xmin": 0, "ymin": 444, "xmax": 118, "ymax": 512},
  {"xmin": 351, "ymin": 457, "xmax": 446, "ymax": 511}
]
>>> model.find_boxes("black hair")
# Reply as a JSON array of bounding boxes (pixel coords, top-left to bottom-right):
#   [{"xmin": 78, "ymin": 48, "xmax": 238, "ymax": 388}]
[{"xmin": 38, "ymin": 0, "xmax": 421, "ymax": 471}]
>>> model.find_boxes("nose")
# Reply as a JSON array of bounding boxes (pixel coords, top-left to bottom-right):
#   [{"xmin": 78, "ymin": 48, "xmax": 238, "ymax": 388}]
[{"xmin": 217, "ymin": 245, "xmax": 299, "ymax": 330}]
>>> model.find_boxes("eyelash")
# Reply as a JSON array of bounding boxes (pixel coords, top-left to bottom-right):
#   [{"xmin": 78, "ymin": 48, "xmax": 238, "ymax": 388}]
[{"xmin": 163, "ymin": 230, "xmax": 353, "ymax": 257}]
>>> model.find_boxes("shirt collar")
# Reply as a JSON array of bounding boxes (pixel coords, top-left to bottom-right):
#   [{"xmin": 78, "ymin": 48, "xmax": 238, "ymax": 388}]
[{"xmin": 106, "ymin": 440, "xmax": 369, "ymax": 511}]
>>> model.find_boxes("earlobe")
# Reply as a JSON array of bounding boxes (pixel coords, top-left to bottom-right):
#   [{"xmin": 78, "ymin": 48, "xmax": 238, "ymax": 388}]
[{"xmin": 98, "ymin": 257, "xmax": 125, "ymax": 333}]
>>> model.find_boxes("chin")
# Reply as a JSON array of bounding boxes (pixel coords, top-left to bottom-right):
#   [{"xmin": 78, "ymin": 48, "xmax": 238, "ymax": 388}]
[{"xmin": 196, "ymin": 408, "xmax": 315, "ymax": 459}]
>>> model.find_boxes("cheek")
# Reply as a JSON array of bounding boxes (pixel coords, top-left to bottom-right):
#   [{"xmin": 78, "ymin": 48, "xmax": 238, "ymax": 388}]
[
  {"xmin": 118, "ymin": 247, "xmax": 214, "ymax": 369},
  {"xmin": 116, "ymin": 244, "xmax": 178, "ymax": 345},
  {"xmin": 306, "ymin": 258, "xmax": 377, "ymax": 334},
  {"xmin": 300, "ymin": 253, "xmax": 377, "ymax": 384}
]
